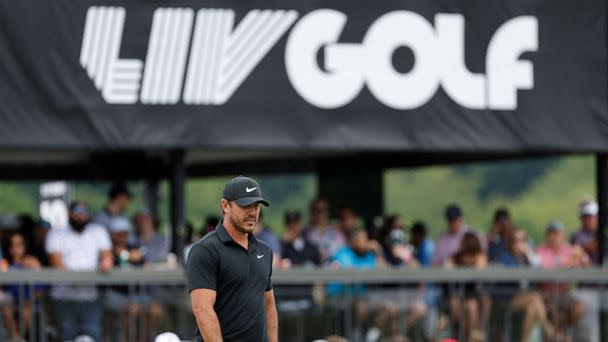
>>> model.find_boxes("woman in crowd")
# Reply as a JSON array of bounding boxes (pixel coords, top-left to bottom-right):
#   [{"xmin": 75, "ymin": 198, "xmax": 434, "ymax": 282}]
[
  {"xmin": 3, "ymin": 232, "xmax": 42, "ymax": 341},
  {"xmin": 446, "ymin": 232, "xmax": 491, "ymax": 342},
  {"xmin": 496, "ymin": 228, "xmax": 558, "ymax": 341}
]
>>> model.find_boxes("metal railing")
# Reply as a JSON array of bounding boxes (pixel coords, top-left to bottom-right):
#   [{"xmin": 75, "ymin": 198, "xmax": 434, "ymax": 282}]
[{"xmin": 1, "ymin": 267, "xmax": 608, "ymax": 342}]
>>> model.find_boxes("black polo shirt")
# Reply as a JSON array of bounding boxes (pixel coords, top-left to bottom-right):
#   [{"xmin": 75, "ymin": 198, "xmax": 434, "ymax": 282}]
[{"xmin": 187, "ymin": 221, "xmax": 273, "ymax": 342}]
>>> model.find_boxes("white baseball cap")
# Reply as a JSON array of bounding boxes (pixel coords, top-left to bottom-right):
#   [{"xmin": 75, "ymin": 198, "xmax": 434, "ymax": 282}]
[{"xmin": 580, "ymin": 201, "xmax": 598, "ymax": 216}]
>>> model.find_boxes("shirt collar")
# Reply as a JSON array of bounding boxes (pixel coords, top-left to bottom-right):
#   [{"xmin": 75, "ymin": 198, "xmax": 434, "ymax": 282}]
[{"xmin": 215, "ymin": 219, "xmax": 259, "ymax": 252}]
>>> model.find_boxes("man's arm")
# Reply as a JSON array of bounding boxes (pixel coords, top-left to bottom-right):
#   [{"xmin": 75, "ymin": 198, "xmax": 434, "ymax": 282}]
[
  {"xmin": 48, "ymin": 252, "xmax": 65, "ymax": 270},
  {"xmin": 99, "ymin": 250, "xmax": 113, "ymax": 272},
  {"xmin": 265, "ymin": 290, "xmax": 278, "ymax": 342},
  {"xmin": 191, "ymin": 288, "xmax": 223, "ymax": 342}
]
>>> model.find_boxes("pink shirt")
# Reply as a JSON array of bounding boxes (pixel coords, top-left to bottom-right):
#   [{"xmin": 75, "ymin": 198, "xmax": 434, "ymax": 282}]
[{"xmin": 537, "ymin": 244, "xmax": 575, "ymax": 268}]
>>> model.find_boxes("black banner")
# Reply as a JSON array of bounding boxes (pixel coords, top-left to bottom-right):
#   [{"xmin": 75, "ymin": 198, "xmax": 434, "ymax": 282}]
[{"xmin": 0, "ymin": 0, "xmax": 606, "ymax": 151}]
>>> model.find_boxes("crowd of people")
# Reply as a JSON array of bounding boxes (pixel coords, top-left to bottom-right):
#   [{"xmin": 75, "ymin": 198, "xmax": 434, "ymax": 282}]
[
  {"xmin": 244, "ymin": 197, "xmax": 600, "ymax": 342},
  {"xmin": 0, "ymin": 182, "xmax": 603, "ymax": 342},
  {"xmin": 0, "ymin": 183, "xmax": 171, "ymax": 342}
]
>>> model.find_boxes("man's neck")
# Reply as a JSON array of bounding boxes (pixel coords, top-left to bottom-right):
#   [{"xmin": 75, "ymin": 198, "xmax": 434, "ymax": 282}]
[
  {"xmin": 224, "ymin": 221, "xmax": 249, "ymax": 249},
  {"xmin": 106, "ymin": 203, "xmax": 121, "ymax": 216}
]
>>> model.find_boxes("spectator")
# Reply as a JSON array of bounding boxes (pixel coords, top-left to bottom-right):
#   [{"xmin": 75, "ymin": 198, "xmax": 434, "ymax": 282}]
[
  {"xmin": 327, "ymin": 229, "xmax": 391, "ymax": 341},
  {"xmin": 105, "ymin": 219, "xmax": 148, "ymax": 342},
  {"xmin": 94, "ymin": 181, "xmax": 134, "ymax": 240},
  {"xmin": 570, "ymin": 199, "xmax": 599, "ymax": 264},
  {"xmin": 134, "ymin": 209, "xmax": 169, "ymax": 263},
  {"xmin": 537, "ymin": 220, "xmax": 588, "ymax": 339},
  {"xmin": 306, "ymin": 197, "xmax": 345, "ymax": 262},
  {"xmin": 277, "ymin": 211, "xmax": 321, "ymax": 312},
  {"xmin": 410, "ymin": 221, "xmax": 434, "ymax": 267},
  {"xmin": 336, "ymin": 207, "xmax": 358, "ymax": 238},
  {"xmin": 375, "ymin": 215, "xmax": 411, "ymax": 266},
  {"xmin": 2, "ymin": 232, "xmax": 43, "ymax": 339},
  {"xmin": 488, "ymin": 208, "xmax": 513, "ymax": 262},
  {"xmin": 31, "ymin": 219, "xmax": 50, "ymax": 267},
  {"xmin": 253, "ymin": 211, "xmax": 282, "ymax": 262},
  {"xmin": 46, "ymin": 201, "xmax": 113, "ymax": 342},
  {"xmin": 0, "ymin": 246, "xmax": 21, "ymax": 342},
  {"xmin": 328, "ymin": 229, "xmax": 386, "ymax": 296},
  {"xmin": 446, "ymin": 232, "xmax": 491, "ymax": 342},
  {"xmin": 432, "ymin": 204, "xmax": 486, "ymax": 266},
  {"xmin": 570, "ymin": 199, "xmax": 601, "ymax": 342},
  {"xmin": 495, "ymin": 229, "xmax": 557, "ymax": 341},
  {"xmin": 281, "ymin": 211, "xmax": 321, "ymax": 267}
]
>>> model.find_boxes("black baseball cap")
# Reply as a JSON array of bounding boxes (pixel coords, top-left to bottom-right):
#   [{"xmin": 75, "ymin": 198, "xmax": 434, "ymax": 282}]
[
  {"xmin": 223, "ymin": 176, "xmax": 269, "ymax": 207},
  {"xmin": 108, "ymin": 181, "xmax": 133, "ymax": 199},
  {"xmin": 445, "ymin": 204, "xmax": 462, "ymax": 221}
]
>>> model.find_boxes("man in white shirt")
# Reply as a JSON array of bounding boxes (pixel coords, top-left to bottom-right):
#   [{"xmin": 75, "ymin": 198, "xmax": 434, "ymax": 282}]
[{"xmin": 46, "ymin": 201, "xmax": 113, "ymax": 341}]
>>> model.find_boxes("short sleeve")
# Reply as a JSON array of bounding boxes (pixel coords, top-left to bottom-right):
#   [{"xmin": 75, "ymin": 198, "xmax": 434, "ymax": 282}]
[
  {"xmin": 187, "ymin": 243, "xmax": 219, "ymax": 292},
  {"xmin": 95, "ymin": 226, "xmax": 112, "ymax": 251},
  {"xmin": 265, "ymin": 252, "xmax": 273, "ymax": 292},
  {"xmin": 45, "ymin": 230, "xmax": 61, "ymax": 254}
]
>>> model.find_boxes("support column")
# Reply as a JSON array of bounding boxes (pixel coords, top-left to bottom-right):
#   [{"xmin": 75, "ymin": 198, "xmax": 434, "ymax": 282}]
[
  {"xmin": 170, "ymin": 150, "xmax": 186, "ymax": 261},
  {"xmin": 317, "ymin": 165, "xmax": 383, "ymax": 235},
  {"xmin": 145, "ymin": 178, "xmax": 160, "ymax": 220},
  {"xmin": 596, "ymin": 153, "xmax": 608, "ymax": 265}
]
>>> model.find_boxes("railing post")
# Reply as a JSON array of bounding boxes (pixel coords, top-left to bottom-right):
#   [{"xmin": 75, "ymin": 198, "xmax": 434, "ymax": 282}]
[{"xmin": 170, "ymin": 149, "xmax": 186, "ymax": 262}]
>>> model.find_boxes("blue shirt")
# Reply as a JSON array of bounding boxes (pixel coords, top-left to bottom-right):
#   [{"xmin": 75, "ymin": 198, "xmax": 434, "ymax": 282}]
[
  {"xmin": 414, "ymin": 239, "xmax": 434, "ymax": 267},
  {"xmin": 327, "ymin": 246, "xmax": 377, "ymax": 296}
]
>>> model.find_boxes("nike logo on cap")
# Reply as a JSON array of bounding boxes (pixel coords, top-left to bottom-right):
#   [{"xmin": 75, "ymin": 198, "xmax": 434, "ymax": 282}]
[
  {"xmin": 257, "ymin": 254, "xmax": 264, "ymax": 259},
  {"xmin": 246, "ymin": 187, "xmax": 257, "ymax": 192}
]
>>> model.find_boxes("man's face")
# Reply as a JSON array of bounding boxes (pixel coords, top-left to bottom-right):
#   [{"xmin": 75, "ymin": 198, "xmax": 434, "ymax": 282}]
[
  {"xmin": 351, "ymin": 231, "xmax": 369, "ymax": 254},
  {"xmin": 223, "ymin": 200, "xmax": 261, "ymax": 234},
  {"xmin": 287, "ymin": 220, "xmax": 303, "ymax": 235},
  {"xmin": 135, "ymin": 214, "xmax": 155, "ymax": 236},
  {"xmin": 112, "ymin": 194, "xmax": 130, "ymax": 214},
  {"xmin": 448, "ymin": 218, "xmax": 463, "ymax": 233},
  {"xmin": 546, "ymin": 230, "xmax": 564, "ymax": 248},
  {"xmin": 338, "ymin": 209, "xmax": 357, "ymax": 231},
  {"xmin": 311, "ymin": 200, "xmax": 329, "ymax": 225},
  {"xmin": 69, "ymin": 206, "xmax": 90, "ymax": 225},
  {"xmin": 581, "ymin": 214, "xmax": 598, "ymax": 231}
]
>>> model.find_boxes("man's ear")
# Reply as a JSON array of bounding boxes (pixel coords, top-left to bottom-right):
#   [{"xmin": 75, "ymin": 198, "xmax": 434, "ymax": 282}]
[{"xmin": 220, "ymin": 199, "xmax": 230, "ymax": 214}]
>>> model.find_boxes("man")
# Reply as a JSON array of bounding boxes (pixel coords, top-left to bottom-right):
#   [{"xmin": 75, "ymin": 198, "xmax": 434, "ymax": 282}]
[
  {"xmin": 187, "ymin": 176, "xmax": 277, "ymax": 342},
  {"xmin": 134, "ymin": 209, "xmax": 169, "ymax": 263},
  {"xmin": 306, "ymin": 197, "xmax": 345, "ymax": 261},
  {"xmin": 570, "ymin": 199, "xmax": 601, "ymax": 342},
  {"xmin": 487, "ymin": 208, "xmax": 513, "ymax": 262},
  {"xmin": 336, "ymin": 207, "xmax": 358, "ymax": 238},
  {"xmin": 281, "ymin": 211, "xmax": 320, "ymax": 267},
  {"xmin": 431, "ymin": 204, "xmax": 485, "ymax": 266},
  {"xmin": 571, "ymin": 199, "xmax": 599, "ymax": 264},
  {"xmin": 410, "ymin": 221, "xmax": 434, "ymax": 267},
  {"xmin": 94, "ymin": 181, "xmax": 134, "ymax": 239},
  {"xmin": 46, "ymin": 201, "xmax": 113, "ymax": 341}
]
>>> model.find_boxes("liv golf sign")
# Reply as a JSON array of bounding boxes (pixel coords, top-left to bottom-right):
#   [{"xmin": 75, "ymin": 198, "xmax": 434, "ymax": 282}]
[{"xmin": 80, "ymin": 7, "xmax": 537, "ymax": 110}]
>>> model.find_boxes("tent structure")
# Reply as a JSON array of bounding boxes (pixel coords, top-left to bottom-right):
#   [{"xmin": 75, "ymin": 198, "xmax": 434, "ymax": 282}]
[{"xmin": 0, "ymin": 0, "xmax": 607, "ymax": 260}]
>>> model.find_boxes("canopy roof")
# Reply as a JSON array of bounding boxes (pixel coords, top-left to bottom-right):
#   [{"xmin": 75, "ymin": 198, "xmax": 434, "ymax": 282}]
[{"xmin": 0, "ymin": 0, "xmax": 606, "ymax": 178}]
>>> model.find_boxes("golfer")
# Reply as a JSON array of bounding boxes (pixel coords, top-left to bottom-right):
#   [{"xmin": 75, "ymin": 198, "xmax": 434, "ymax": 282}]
[{"xmin": 187, "ymin": 176, "xmax": 278, "ymax": 342}]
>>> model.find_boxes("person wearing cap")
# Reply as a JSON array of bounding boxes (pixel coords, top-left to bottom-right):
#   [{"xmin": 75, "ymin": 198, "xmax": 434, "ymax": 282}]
[
  {"xmin": 571, "ymin": 199, "xmax": 599, "ymax": 264},
  {"xmin": 431, "ymin": 204, "xmax": 486, "ymax": 266},
  {"xmin": 537, "ymin": 220, "xmax": 589, "ymax": 339},
  {"xmin": 46, "ymin": 201, "xmax": 113, "ymax": 342},
  {"xmin": 187, "ymin": 176, "xmax": 277, "ymax": 342},
  {"xmin": 570, "ymin": 199, "xmax": 601, "ymax": 342},
  {"xmin": 94, "ymin": 181, "xmax": 134, "ymax": 239}
]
